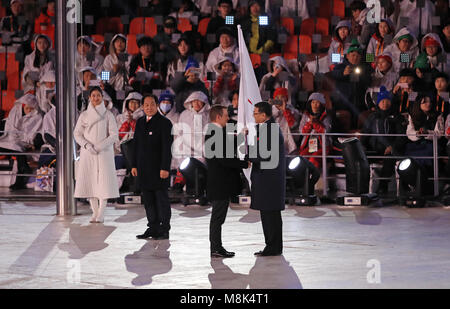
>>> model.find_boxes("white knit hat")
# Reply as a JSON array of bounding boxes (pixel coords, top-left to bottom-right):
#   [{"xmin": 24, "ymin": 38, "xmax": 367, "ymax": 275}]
[{"xmin": 185, "ymin": 91, "xmax": 209, "ymax": 105}]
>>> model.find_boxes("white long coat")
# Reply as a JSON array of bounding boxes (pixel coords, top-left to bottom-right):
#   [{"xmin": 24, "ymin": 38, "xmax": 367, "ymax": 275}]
[{"xmin": 74, "ymin": 101, "xmax": 119, "ymax": 199}]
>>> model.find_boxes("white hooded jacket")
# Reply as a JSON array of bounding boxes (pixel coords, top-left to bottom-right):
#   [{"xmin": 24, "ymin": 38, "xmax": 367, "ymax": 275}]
[
  {"xmin": 384, "ymin": 27, "xmax": 419, "ymax": 74},
  {"xmin": 102, "ymin": 34, "xmax": 132, "ymax": 91},
  {"xmin": 0, "ymin": 94, "xmax": 43, "ymax": 152}
]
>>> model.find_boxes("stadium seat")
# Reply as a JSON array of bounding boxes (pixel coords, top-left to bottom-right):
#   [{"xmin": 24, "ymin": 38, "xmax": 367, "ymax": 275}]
[
  {"xmin": 177, "ymin": 18, "xmax": 192, "ymax": 33},
  {"xmin": 198, "ymin": 18, "xmax": 211, "ymax": 37},
  {"xmin": 281, "ymin": 17, "xmax": 295, "ymax": 35},
  {"xmin": 250, "ymin": 53, "xmax": 261, "ymax": 69},
  {"xmin": 96, "ymin": 17, "xmax": 124, "ymax": 35},
  {"xmin": 318, "ymin": 0, "xmax": 345, "ymax": 19},
  {"xmin": 1, "ymin": 90, "xmax": 17, "ymax": 117},
  {"xmin": 129, "ymin": 17, "xmax": 158, "ymax": 37},
  {"xmin": 0, "ymin": 53, "xmax": 20, "ymax": 90},
  {"xmin": 300, "ymin": 18, "xmax": 315, "ymax": 36},
  {"xmin": 91, "ymin": 34, "xmax": 105, "ymax": 44},
  {"xmin": 127, "ymin": 34, "xmax": 139, "ymax": 55},
  {"xmin": 284, "ymin": 35, "xmax": 312, "ymax": 56},
  {"xmin": 300, "ymin": 71, "xmax": 314, "ymax": 92},
  {"xmin": 315, "ymin": 18, "xmax": 329, "ymax": 36}
]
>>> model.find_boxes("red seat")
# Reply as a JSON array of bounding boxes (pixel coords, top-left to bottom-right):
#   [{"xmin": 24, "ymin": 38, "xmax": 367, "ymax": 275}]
[
  {"xmin": 300, "ymin": 71, "xmax": 314, "ymax": 92},
  {"xmin": 300, "ymin": 18, "xmax": 315, "ymax": 36},
  {"xmin": 333, "ymin": 0, "xmax": 346, "ymax": 18},
  {"xmin": 96, "ymin": 17, "xmax": 124, "ymax": 35},
  {"xmin": 127, "ymin": 34, "xmax": 139, "ymax": 55},
  {"xmin": 198, "ymin": 18, "xmax": 211, "ymax": 37},
  {"xmin": 177, "ymin": 18, "xmax": 192, "ymax": 33},
  {"xmin": 318, "ymin": 0, "xmax": 345, "ymax": 18},
  {"xmin": 0, "ymin": 53, "xmax": 20, "ymax": 90},
  {"xmin": 250, "ymin": 53, "xmax": 261, "ymax": 69},
  {"xmin": 316, "ymin": 18, "xmax": 329, "ymax": 36},
  {"xmin": 284, "ymin": 35, "xmax": 312, "ymax": 56},
  {"xmin": 91, "ymin": 34, "xmax": 105, "ymax": 44},
  {"xmin": 1, "ymin": 90, "xmax": 16, "ymax": 117},
  {"xmin": 281, "ymin": 17, "xmax": 294, "ymax": 35},
  {"xmin": 129, "ymin": 17, "xmax": 158, "ymax": 37}
]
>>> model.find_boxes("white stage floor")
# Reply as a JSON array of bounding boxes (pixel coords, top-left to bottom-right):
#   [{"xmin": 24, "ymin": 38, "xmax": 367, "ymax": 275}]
[{"xmin": 0, "ymin": 201, "xmax": 449, "ymax": 289}]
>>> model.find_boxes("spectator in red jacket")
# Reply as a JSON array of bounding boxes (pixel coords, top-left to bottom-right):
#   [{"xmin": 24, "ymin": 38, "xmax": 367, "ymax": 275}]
[
  {"xmin": 34, "ymin": 0, "xmax": 55, "ymax": 45},
  {"xmin": 299, "ymin": 93, "xmax": 332, "ymax": 168}
]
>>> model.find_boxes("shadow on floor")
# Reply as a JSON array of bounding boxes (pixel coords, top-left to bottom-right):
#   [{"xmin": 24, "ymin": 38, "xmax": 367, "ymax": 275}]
[
  {"xmin": 58, "ymin": 223, "xmax": 116, "ymax": 259},
  {"xmin": 238, "ymin": 210, "xmax": 261, "ymax": 223},
  {"xmin": 172, "ymin": 204, "xmax": 211, "ymax": 218},
  {"xmin": 114, "ymin": 207, "xmax": 146, "ymax": 223},
  {"xmin": 291, "ymin": 206, "xmax": 327, "ymax": 219},
  {"xmin": 124, "ymin": 240, "xmax": 172, "ymax": 286},
  {"xmin": 208, "ymin": 255, "xmax": 302, "ymax": 289},
  {"xmin": 9, "ymin": 217, "xmax": 73, "ymax": 275}
]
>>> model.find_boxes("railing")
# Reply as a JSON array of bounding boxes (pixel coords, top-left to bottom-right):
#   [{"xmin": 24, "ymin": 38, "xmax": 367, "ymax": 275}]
[{"xmin": 0, "ymin": 130, "xmax": 448, "ymax": 199}]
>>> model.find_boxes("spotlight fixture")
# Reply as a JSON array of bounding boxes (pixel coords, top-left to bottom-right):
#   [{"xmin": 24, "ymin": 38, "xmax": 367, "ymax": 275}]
[
  {"xmin": 286, "ymin": 156, "xmax": 320, "ymax": 206},
  {"xmin": 179, "ymin": 157, "xmax": 208, "ymax": 206},
  {"xmin": 397, "ymin": 157, "xmax": 430, "ymax": 207}
]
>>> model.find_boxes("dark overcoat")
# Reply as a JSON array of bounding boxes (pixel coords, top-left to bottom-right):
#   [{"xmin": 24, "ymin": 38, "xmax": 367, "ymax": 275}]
[
  {"xmin": 131, "ymin": 112, "xmax": 173, "ymax": 190},
  {"xmin": 205, "ymin": 123, "xmax": 248, "ymax": 201},
  {"xmin": 248, "ymin": 118, "xmax": 286, "ymax": 211}
]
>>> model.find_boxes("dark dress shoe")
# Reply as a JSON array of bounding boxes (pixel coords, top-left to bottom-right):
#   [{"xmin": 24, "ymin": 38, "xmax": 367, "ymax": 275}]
[
  {"xmin": 136, "ymin": 229, "xmax": 156, "ymax": 239},
  {"xmin": 154, "ymin": 232, "xmax": 169, "ymax": 240},
  {"xmin": 211, "ymin": 248, "xmax": 235, "ymax": 258},
  {"xmin": 254, "ymin": 250, "xmax": 282, "ymax": 257}
]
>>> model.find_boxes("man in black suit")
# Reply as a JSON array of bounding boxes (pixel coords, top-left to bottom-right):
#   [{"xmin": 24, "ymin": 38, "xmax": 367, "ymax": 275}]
[
  {"xmin": 205, "ymin": 105, "xmax": 250, "ymax": 258},
  {"xmin": 247, "ymin": 101, "xmax": 286, "ymax": 256},
  {"xmin": 131, "ymin": 94, "xmax": 173, "ymax": 240}
]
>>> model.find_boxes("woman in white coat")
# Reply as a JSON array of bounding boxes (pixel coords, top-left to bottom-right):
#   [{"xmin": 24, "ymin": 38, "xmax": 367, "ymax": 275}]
[{"xmin": 74, "ymin": 86, "xmax": 120, "ymax": 223}]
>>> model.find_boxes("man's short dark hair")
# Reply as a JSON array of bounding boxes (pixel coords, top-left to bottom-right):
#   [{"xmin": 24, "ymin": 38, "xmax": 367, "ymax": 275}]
[
  {"xmin": 350, "ymin": 0, "xmax": 366, "ymax": 12},
  {"xmin": 142, "ymin": 94, "xmax": 159, "ymax": 105},
  {"xmin": 209, "ymin": 105, "xmax": 226, "ymax": 122},
  {"xmin": 255, "ymin": 101, "xmax": 272, "ymax": 117}
]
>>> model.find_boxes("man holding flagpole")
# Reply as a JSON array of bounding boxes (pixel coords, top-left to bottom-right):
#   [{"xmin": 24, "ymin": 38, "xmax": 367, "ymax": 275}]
[{"xmin": 237, "ymin": 25, "xmax": 286, "ymax": 257}]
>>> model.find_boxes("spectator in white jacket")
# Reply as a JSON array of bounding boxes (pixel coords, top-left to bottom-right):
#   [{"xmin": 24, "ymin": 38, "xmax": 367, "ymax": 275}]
[
  {"xmin": 22, "ymin": 34, "xmax": 54, "ymax": 93},
  {"xmin": 0, "ymin": 94, "xmax": 43, "ymax": 190},
  {"xmin": 102, "ymin": 34, "xmax": 132, "ymax": 92},
  {"xmin": 384, "ymin": 27, "xmax": 419, "ymax": 74},
  {"xmin": 36, "ymin": 70, "xmax": 56, "ymax": 113},
  {"xmin": 205, "ymin": 27, "xmax": 240, "ymax": 75},
  {"xmin": 75, "ymin": 36, "xmax": 104, "ymax": 81}
]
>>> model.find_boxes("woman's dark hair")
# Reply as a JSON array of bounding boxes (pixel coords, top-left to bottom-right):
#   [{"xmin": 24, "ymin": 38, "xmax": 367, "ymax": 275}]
[
  {"xmin": 89, "ymin": 86, "xmax": 103, "ymax": 96},
  {"xmin": 350, "ymin": 0, "xmax": 366, "ymax": 12},
  {"xmin": 410, "ymin": 93, "xmax": 436, "ymax": 130},
  {"xmin": 228, "ymin": 90, "xmax": 239, "ymax": 102},
  {"xmin": 33, "ymin": 36, "xmax": 50, "ymax": 69},
  {"xmin": 255, "ymin": 101, "xmax": 272, "ymax": 117},
  {"xmin": 142, "ymin": 94, "xmax": 159, "ymax": 105},
  {"xmin": 218, "ymin": 59, "xmax": 235, "ymax": 71}
]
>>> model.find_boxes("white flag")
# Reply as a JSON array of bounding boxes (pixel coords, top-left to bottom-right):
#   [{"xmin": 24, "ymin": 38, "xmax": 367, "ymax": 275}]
[{"xmin": 237, "ymin": 24, "xmax": 262, "ymax": 185}]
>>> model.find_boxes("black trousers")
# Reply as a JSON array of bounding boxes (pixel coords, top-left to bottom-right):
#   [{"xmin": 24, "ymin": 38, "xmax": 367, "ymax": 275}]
[
  {"xmin": 142, "ymin": 188, "xmax": 171, "ymax": 235},
  {"xmin": 209, "ymin": 199, "xmax": 230, "ymax": 251},
  {"xmin": 260, "ymin": 210, "xmax": 283, "ymax": 254}
]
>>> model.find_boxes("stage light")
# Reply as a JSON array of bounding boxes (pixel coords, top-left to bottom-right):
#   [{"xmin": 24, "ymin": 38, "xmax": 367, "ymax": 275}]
[
  {"xmin": 225, "ymin": 16, "xmax": 234, "ymax": 25},
  {"xmin": 286, "ymin": 156, "xmax": 320, "ymax": 206},
  {"xmin": 397, "ymin": 157, "xmax": 430, "ymax": 207},
  {"xmin": 331, "ymin": 53, "xmax": 341, "ymax": 64},
  {"xmin": 259, "ymin": 16, "xmax": 268, "ymax": 26},
  {"xmin": 101, "ymin": 71, "xmax": 110, "ymax": 81},
  {"xmin": 179, "ymin": 157, "xmax": 208, "ymax": 206},
  {"xmin": 336, "ymin": 138, "xmax": 375, "ymax": 206}
]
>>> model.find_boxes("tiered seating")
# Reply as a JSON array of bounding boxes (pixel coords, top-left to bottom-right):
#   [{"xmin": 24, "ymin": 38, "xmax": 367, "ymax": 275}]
[
  {"xmin": 0, "ymin": 53, "xmax": 20, "ymax": 91},
  {"xmin": 129, "ymin": 17, "xmax": 158, "ymax": 37},
  {"xmin": 96, "ymin": 17, "xmax": 125, "ymax": 35},
  {"xmin": 177, "ymin": 18, "xmax": 192, "ymax": 33},
  {"xmin": 198, "ymin": 17, "xmax": 210, "ymax": 37}
]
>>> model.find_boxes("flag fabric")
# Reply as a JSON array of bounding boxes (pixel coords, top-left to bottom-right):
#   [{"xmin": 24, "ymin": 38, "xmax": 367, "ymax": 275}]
[{"xmin": 237, "ymin": 24, "xmax": 262, "ymax": 185}]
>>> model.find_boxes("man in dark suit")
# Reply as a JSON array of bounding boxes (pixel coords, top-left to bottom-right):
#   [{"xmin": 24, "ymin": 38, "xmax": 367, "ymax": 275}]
[
  {"xmin": 247, "ymin": 101, "xmax": 286, "ymax": 256},
  {"xmin": 205, "ymin": 105, "xmax": 249, "ymax": 258},
  {"xmin": 131, "ymin": 94, "xmax": 173, "ymax": 240}
]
